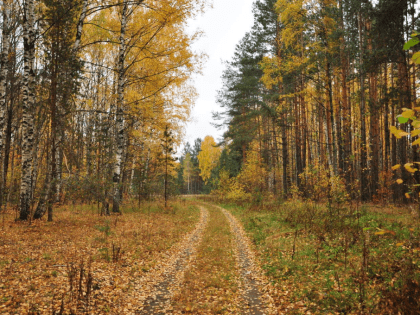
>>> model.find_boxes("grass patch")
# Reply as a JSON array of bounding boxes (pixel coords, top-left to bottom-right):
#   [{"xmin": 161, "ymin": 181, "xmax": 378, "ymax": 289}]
[
  {"xmin": 221, "ymin": 200, "xmax": 420, "ymax": 314},
  {"xmin": 172, "ymin": 204, "xmax": 241, "ymax": 314},
  {"xmin": 0, "ymin": 198, "xmax": 200, "ymax": 314}
]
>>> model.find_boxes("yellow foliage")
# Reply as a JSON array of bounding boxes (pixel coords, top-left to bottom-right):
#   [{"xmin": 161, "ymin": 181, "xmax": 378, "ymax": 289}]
[
  {"xmin": 299, "ymin": 161, "xmax": 348, "ymax": 202},
  {"xmin": 81, "ymin": 0, "xmax": 204, "ymax": 156},
  {"xmin": 212, "ymin": 169, "xmax": 250, "ymax": 202},
  {"xmin": 404, "ymin": 163, "xmax": 418, "ymax": 173},
  {"xmin": 260, "ymin": 56, "xmax": 281, "ymax": 90},
  {"xmin": 412, "ymin": 138, "xmax": 420, "ymax": 146},
  {"xmin": 225, "ymin": 180, "xmax": 251, "ymax": 202},
  {"xmin": 402, "ymin": 109, "xmax": 414, "ymax": 118},
  {"xmin": 392, "ymin": 164, "xmax": 401, "ymax": 170},
  {"xmin": 197, "ymin": 136, "xmax": 222, "ymax": 184},
  {"xmin": 237, "ymin": 141, "xmax": 267, "ymax": 193},
  {"xmin": 390, "ymin": 126, "xmax": 409, "ymax": 139}
]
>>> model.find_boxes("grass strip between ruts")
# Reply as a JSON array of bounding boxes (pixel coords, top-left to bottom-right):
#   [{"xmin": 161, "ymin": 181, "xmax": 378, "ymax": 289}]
[{"xmin": 172, "ymin": 204, "xmax": 242, "ymax": 314}]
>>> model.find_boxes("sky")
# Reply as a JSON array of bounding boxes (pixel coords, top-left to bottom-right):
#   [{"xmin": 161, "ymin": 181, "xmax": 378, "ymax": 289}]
[{"xmin": 180, "ymin": 0, "xmax": 256, "ymax": 152}]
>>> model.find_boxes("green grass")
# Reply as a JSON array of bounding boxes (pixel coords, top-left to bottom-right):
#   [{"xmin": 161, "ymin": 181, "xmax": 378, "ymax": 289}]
[{"xmin": 220, "ymin": 200, "xmax": 420, "ymax": 314}]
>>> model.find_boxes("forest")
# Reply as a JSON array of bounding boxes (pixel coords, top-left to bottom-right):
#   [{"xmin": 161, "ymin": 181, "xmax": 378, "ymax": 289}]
[
  {"xmin": 197, "ymin": 0, "xmax": 420, "ymax": 204},
  {"xmin": 177, "ymin": 0, "xmax": 420, "ymax": 207},
  {"xmin": 1, "ymin": 0, "xmax": 420, "ymax": 314},
  {"xmin": 0, "ymin": 0, "xmax": 206, "ymax": 221}
]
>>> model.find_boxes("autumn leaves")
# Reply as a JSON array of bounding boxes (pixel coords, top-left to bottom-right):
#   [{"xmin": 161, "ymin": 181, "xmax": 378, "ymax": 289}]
[{"xmin": 170, "ymin": 203, "xmax": 271, "ymax": 314}]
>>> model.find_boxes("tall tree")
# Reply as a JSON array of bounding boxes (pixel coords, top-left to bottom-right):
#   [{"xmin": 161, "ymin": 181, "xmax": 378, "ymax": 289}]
[{"xmin": 19, "ymin": 0, "xmax": 37, "ymax": 220}]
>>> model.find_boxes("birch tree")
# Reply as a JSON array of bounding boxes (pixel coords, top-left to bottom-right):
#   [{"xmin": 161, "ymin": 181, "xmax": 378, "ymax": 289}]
[
  {"xmin": 112, "ymin": 0, "xmax": 129, "ymax": 214},
  {"xmin": 0, "ymin": 0, "xmax": 10, "ymax": 208},
  {"xmin": 19, "ymin": 0, "xmax": 36, "ymax": 220}
]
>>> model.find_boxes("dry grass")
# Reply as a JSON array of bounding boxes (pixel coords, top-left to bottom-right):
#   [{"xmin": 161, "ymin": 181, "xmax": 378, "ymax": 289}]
[{"xmin": 0, "ymin": 199, "xmax": 199, "ymax": 314}]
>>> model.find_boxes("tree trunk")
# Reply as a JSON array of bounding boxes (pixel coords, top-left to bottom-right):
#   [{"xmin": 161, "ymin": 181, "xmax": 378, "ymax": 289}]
[
  {"xmin": 282, "ymin": 112, "xmax": 288, "ymax": 198},
  {"xmin": 73, "ymin": 0, "xmax": 88, "ymax": 52},
  {"xmin": 325, "ymin": 60, "xmax": 337, "ymax": 175},
  {"xmin": 19, "ymin": 0, "xmax": 36, "ymax": 220},
  {"xmin": 367, "ymin": 19, "xmax": 379, "ymax": 199},
  {"xmin": 358, "ymin": 12, "xmax": 368, "ymax": 201},
  {"xmin": 113, "ymin": 1, "xmax": 128, "ymax": 214},
  {"xmin": 384, "ymin": 63, "xmax": 390, "ymax": 171},
  {"xmin": 0, "ymin": 0, "xmax": 10, "ymax": 209},
  {"xmin": 340, "ymin": 0, "xmax": 351, "ymax": 191}
]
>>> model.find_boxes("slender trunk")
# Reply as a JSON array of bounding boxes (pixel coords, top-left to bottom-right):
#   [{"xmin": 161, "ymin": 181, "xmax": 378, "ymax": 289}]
[
  {"xmin": 367, "ymin": 19, "xmax": 379, "ymax": 199},
  {"xmin": 358, "ymin": 12, "xmax": 368, "ymax": 201},
  {"xmin": 138, "ymin": 147, "xmax": 150, "ymax": 206},
  {"xmin": 19, "ymin": 0, "xmax": 36, "ymax": 220},
  {"xmin": 73, "ymin": 0, "xmax": 88, "ymax": 52},
  {"xmin": 282, "ymin": 112, "xmax": 288, "ymax": 198},
  {"xmin": 384, "ymin": 64, "xmax": 390, "ymax": 171},
  {"xmin": 165, "ymin": 150, "xmax": 168, "ymax": 208},
  {"xmin": 398, "ymin": 53, "xmax": 411, "ymax": 201},
  {"xmin": 46, "ymin": 17, "xmax": 60, "ymax": 222},
  {"xmin": 326, "ymin": 60, "xmax": 337, "ymax": 175},
  {"xmin": 294, "ymin": 93, "xmax": 302, "ymax": 188},
  {"xmin": 301, "ymin": 77, "xmax": 307, "ymax": 172},
  {"xmin": 55, "ymin": 131, "xmax": 63, "ymax": 203},
  {"xmin": 113, "ymin": 1, "xmax": 128, "ymax": 214},
  {"xmin": 340, "ymin": 0, "xmax": 351, "ymax": 190},
  {"xmin": 3, "ymin": 99, "xmax": 12, "ymax": 191},
  {"xmin": 130, "ymin": 157, "xmax": 136, "ymax": 193},
  {"xmin": 272, "ymin": 115, "xmax": 279, "ymax": 196},
  {"xmin": 0, "ymin": 1, "xmax": 10, "ymax": 209}
]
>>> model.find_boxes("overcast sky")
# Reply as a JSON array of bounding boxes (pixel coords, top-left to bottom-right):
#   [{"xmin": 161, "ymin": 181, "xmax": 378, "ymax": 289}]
[{"xmin": 181, "ymin": 0, "xmax": 255, "ymax": 152}]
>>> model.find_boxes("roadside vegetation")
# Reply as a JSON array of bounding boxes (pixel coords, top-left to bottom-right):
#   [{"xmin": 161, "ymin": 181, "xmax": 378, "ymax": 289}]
[{"xmin": 213, "ymin": 197, "xmax": 420, "ymax": 314}]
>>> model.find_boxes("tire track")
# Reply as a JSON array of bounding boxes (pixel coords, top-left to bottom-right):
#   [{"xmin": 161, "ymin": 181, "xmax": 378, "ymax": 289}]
[
  {"xmin": 137, "ymin": 206, "xmax": 209, "ymax": 314},
  {"xmin": 218, "ymin": 205, "xmax": 273, "ymax": 315}
]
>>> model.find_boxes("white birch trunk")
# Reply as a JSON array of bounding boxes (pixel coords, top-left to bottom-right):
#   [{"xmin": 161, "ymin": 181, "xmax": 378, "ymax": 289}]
[
  {"xmin": 0, "ymin": 1, "xmax": 10, "ymax": 207},
  {"xmin": 73, "ymin": 0, "xmax": 88, "ymax": 52},
  {"xmin": 113, "ymin": 1, "xmax": 128, "ymax": 213},
  {"xmin": 19, "ymin": 0, "xmax": 36, "ymax": 220},
  {"xmin": 0, "ymin": 0, "xmax": 10, "ymax": 156}
]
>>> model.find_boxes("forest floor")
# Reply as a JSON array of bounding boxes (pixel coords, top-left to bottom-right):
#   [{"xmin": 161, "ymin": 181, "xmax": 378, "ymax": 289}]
[
  {"xmin": 0, "ymin": 199, "xmax": 274, "ymax": 314},
  {"xmin": 2, "ymin": 198, "xmax": 419, "ymax": 314}
]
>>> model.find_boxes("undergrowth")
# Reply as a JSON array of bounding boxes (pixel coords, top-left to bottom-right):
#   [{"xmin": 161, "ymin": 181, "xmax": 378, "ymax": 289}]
[{"xmin": 219, "ymin": 199, "xmax": 420, "ymax": 314}]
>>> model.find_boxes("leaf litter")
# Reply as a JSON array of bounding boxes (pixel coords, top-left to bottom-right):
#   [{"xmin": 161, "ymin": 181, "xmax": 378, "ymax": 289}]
[
  {"xmin": 217, "ymin": 205, "xmax": 276, "ymax": 315},
  {"xmin": 138, "ymin": 206, "xmax": 209, "ymax": 314},
  {"xmin": 0, "ymin": 201, "xmax": 200, "ymax": 314}
]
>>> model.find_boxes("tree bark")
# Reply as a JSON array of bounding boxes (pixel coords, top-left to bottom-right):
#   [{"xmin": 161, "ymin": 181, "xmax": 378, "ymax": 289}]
[
  {"xmin": 358, "ymin": 12, "xmax": 368, "ymax": 201},
  {"xmin": 19, "ymin": 0, "xmax": 36, "ymax": 220},
  {"xmin": 0, "ymin": 0, "xmax": 10, "ymax": 209},
  {"xmin": 113, "ymin": 1, "xmax": 128, "ymax": 213}
]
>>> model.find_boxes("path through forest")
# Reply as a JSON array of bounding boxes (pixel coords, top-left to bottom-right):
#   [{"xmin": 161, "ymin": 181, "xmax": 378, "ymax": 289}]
[{"xmin": 138, "ymin": 203, "xmax": 273, "ymax": 314}]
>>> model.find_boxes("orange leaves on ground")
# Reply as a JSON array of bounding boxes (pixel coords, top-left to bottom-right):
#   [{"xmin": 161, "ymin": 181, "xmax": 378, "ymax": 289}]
[
  {"xmin": 171, "ymin": 205, "xmax": 242, "ymax": 314},
  {"xmin": 0, "ymin": 201, "xmax": 199, "ymax": 314}
]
